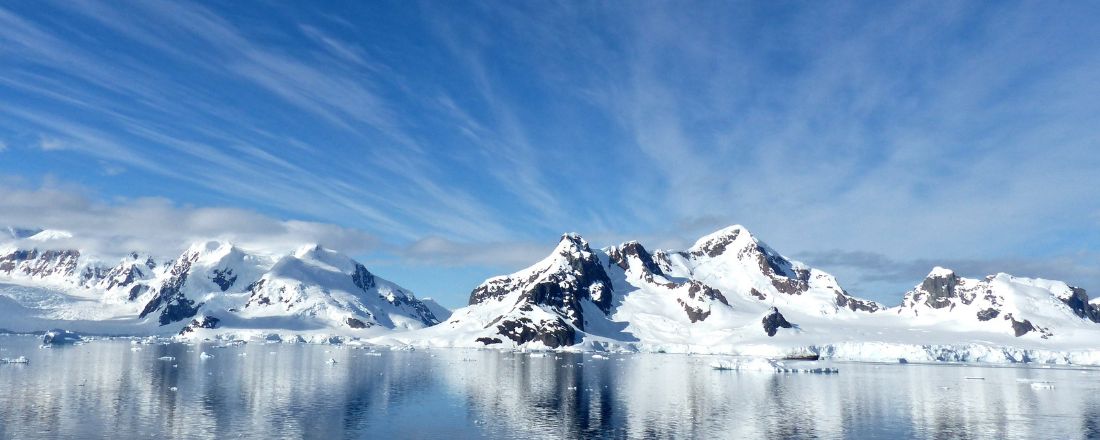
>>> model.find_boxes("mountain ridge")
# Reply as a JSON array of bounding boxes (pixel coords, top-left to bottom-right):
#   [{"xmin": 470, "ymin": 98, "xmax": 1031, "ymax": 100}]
[{"xmin": 5, "ymin": 224, "xmax": 1100, "ymax": 364}]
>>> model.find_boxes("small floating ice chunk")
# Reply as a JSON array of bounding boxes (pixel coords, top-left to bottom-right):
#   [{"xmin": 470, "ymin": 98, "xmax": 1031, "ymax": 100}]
[
  {"xmin": 591, "ymin": 354, "xmax": 608, "ymax": 360},
  {"xmin": 1, "ymin": 356, "xmax": 29, "ymax": 364},
  {"xmin": 326, "ymin": 358, "xmax": 338, "ymax": 365},
  {"xmin": 169, "ymin": 387, "xmax": 178, "ymax": 392},
  {"xmin": 1030, "ymin": 382, "xmax": 1055, "ymax": 390},
  {"xmin": 158, "ymin": 356, "xmax": 176, "ymax": 361},
  {"xmin": 200, "ymin": 352, "xmax": 213, "ymax": 360}
]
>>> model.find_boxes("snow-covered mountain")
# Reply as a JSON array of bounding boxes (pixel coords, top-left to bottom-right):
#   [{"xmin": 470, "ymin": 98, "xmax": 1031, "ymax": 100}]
[
  {"xmin": 378, "ymin": 225, "xmax": 1100, "ymax": 363},
  {"xmin": 383, "ymin": 225, "xmax": 885, "ymax": 349},
  {"xmin": 6, "ymin": 223, "xmax": 1100, "ymax": 364},
  {"xmin": 0, "ymin": 238, "xmax": 443, "ymax": 339},
  {"xmin": 896, "ymin": 267, "xmax": 1100, "ymax": 339}
]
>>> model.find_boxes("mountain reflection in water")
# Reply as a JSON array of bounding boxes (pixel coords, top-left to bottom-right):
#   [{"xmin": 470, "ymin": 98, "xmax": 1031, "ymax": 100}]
[{"xmin": 1, "ymin": 336, "xmax": 1098, "ymax": 439}]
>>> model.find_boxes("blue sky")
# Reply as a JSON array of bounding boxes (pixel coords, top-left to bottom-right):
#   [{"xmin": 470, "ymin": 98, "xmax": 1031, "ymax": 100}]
[{"xmin": 1, "ymin": 1, "xmax": 1099, "ymax": 308}]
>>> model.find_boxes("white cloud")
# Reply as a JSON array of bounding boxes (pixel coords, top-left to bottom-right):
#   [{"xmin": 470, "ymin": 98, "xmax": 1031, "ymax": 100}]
[{"xmin": 0, "ymin": 183, "xmax": 378, "ymax": 260}]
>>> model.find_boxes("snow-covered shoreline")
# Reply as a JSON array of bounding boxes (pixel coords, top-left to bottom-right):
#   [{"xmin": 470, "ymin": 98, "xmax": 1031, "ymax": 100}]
[
  {"xmin": 13, "ymin": 329, "xmax": 1100, "ymax": 368},
  {"xmin": 6, "ymin": 224, "xmax": 1100, "ymax": 366}
]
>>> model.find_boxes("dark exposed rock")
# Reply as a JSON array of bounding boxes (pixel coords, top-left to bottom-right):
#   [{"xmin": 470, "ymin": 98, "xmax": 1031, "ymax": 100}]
[
  {"xmin": 1010, "ymin": 316, "xmax": 1035, "ymax": 337},
  {"xmin": 834, "ymin": 291, "xmax": 880, "ymax": 312},
  {"xmin": 762, "ymin": 307, "xmax": 793, "ymax": 337},
  {"xmin": 495, "ymin": 316, "xmax": 575, "ymax": 348},
  {"xmin": 345, "ymin": 317, "xmax": 369, "ymax": 329},
  {"xmin": 976, "ymin": 308, "xmax": 1000, "ymax": 321},
  {"xmin": 1061, "ymin": 287, "xmax": 1100, "ymax": 323},
  {"xmin": 606, "ymin": 241, "xmax": 664, "ymax": 276},
  {"xmin": 351, "ymin": 263, "xmax": 376, "ymax": 291},
  {"xmin": 1004, "ymin": 313, "xmax": 1052, "ymax": 338},
  {"xmin": 687, "ymin": 280, "xmax": 728, "ymax": 305},
  {"xmin": 750, "ymin": 288, "xmax": 767, "ymax": 300},
  {"xmin": 735, "ymin": 244, "xmax": 811, "ymax": 296},
  {"xmin": 103, "ymin": 264, "xmax": 144, "ymax": 291},
  {"xmin": 379, "ymin": 289, "xmax": 438, "ymax": 326},
  {"xmin": 139, "ymin": 254, "xmax": 201, "ymax": 325},
  {"xmin": 127, "ymin": 284, "xmax": 149, "ymax": 301},
  {"xmin": 211, "ymin": 268, "xmax": 237, "ymax": 291},
  {"xmin": 0, "ymin": 249, "xmax": 82, "ymax": 279},
  {"xmin": 476, "ymin": 337, "xmax": 503, "ymax": 345},
  {"xmin": 783, "ymin": 354, "xmax": 820, "ymax": 361},
  {"xmin": 178, "ymin": 315, "xmax": 220, "ymax": 336},
  {"xmin": 921, "ymin": 271, "xmax": 962, "ymax": 309},
  {"xmin": 243, "ymin": 279, "xmax": 268, "ymax": 307},
  {"xmin": 80, "ymin": 266, "xmax": 107, "ymax": 287},
  {"xmin": 469, "ymin": 234, "xmax": 612, "ymax": 334},
  {"xmin": 677, "ymin": 299, "xmax": 710, "ymax": 323},
  {"xmin": 690, "ymin": 228, "xmax": 740, "ymax": 258}
]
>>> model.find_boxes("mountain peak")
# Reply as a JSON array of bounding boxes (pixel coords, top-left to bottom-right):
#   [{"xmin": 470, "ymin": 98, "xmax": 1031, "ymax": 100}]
[
  {"xmin": 291, "ymin": 243, "xmax": 357, "ymax": 274},
  {"xmin": 927, "ymin": 266, "xmax": 957, "ymax": 278},
  {"xmin": 555, "ymin": 232, "xmax": 591, "ymax": 253},
  {"xmin": 293, "ymin": 243, "xmax": 327, "ymax": 258},
  {"xmin": 26, "ymin": 229, "xmax": 73, "ymax": 242},
  {"xmin": 186, "ymin": 240, "xmax": 236, "ymax": 255},
  {"xmin": 690, "ymin": 224, "xmax": 754, "ymax": 258}
]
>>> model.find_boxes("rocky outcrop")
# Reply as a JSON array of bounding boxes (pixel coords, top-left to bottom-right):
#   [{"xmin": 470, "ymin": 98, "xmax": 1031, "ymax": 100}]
[
  {"xmin": 178, "ymin": 315, "xmax": 220, "ymax": 336},
  {"xmin": 762, "ymin": 307, "xmax": 793, "ymax": 337},
  {"xmin": 469, "ymin": 234, "xmax": 612, "ymax": 330},
  {"xmin": 1060, "ymin": 287, "xmax": 1100, "ymax": 323},
  {"xmin": 211, "ymin": 268, "xmax": 236, "ymax": 291},
  {"xmin": 607, "ymin": 241, "xmax": 664, "ymax": 276},
  {"xmin": 139, "ymin": 253, "xmax": 201, "ymax": 325},
  {"xmin": 0, "ymin": 249, "xmax": 82, "ymax": 280},
  {"xmin": 462, "ymin": 234, "xmax": 614, "ymax": 347},
  {"xmin": 902, "ymin": 268, "xmax": 977, "ymax": 311},
  {"xmin": 491, "ymin": 315, "xmax": 576, "ymax": 348},
  {"xmin": 834, "ymin": 290, "xmax": 881, "ymax": 312}
]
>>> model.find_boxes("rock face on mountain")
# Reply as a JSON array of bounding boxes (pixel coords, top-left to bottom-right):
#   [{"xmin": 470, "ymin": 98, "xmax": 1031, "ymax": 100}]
[
  {"xmin": 0, "ymin": 238, "xmax": 441, "ymax": 336},
  {"xmin": 464, "ymin": 234, "xmax": 612, "ymax": 348}
]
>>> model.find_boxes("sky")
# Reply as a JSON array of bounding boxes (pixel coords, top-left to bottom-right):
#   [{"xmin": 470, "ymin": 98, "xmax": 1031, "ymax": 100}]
[{"xmin": 1, "ymin": 1, "xmax": 1099, "ymax": 309}]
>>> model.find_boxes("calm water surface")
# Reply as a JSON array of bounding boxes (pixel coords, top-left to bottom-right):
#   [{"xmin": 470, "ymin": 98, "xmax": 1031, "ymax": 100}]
[{"xmin": 1, "ymin": 335, "xmax": 1099, "ymax": 439}]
